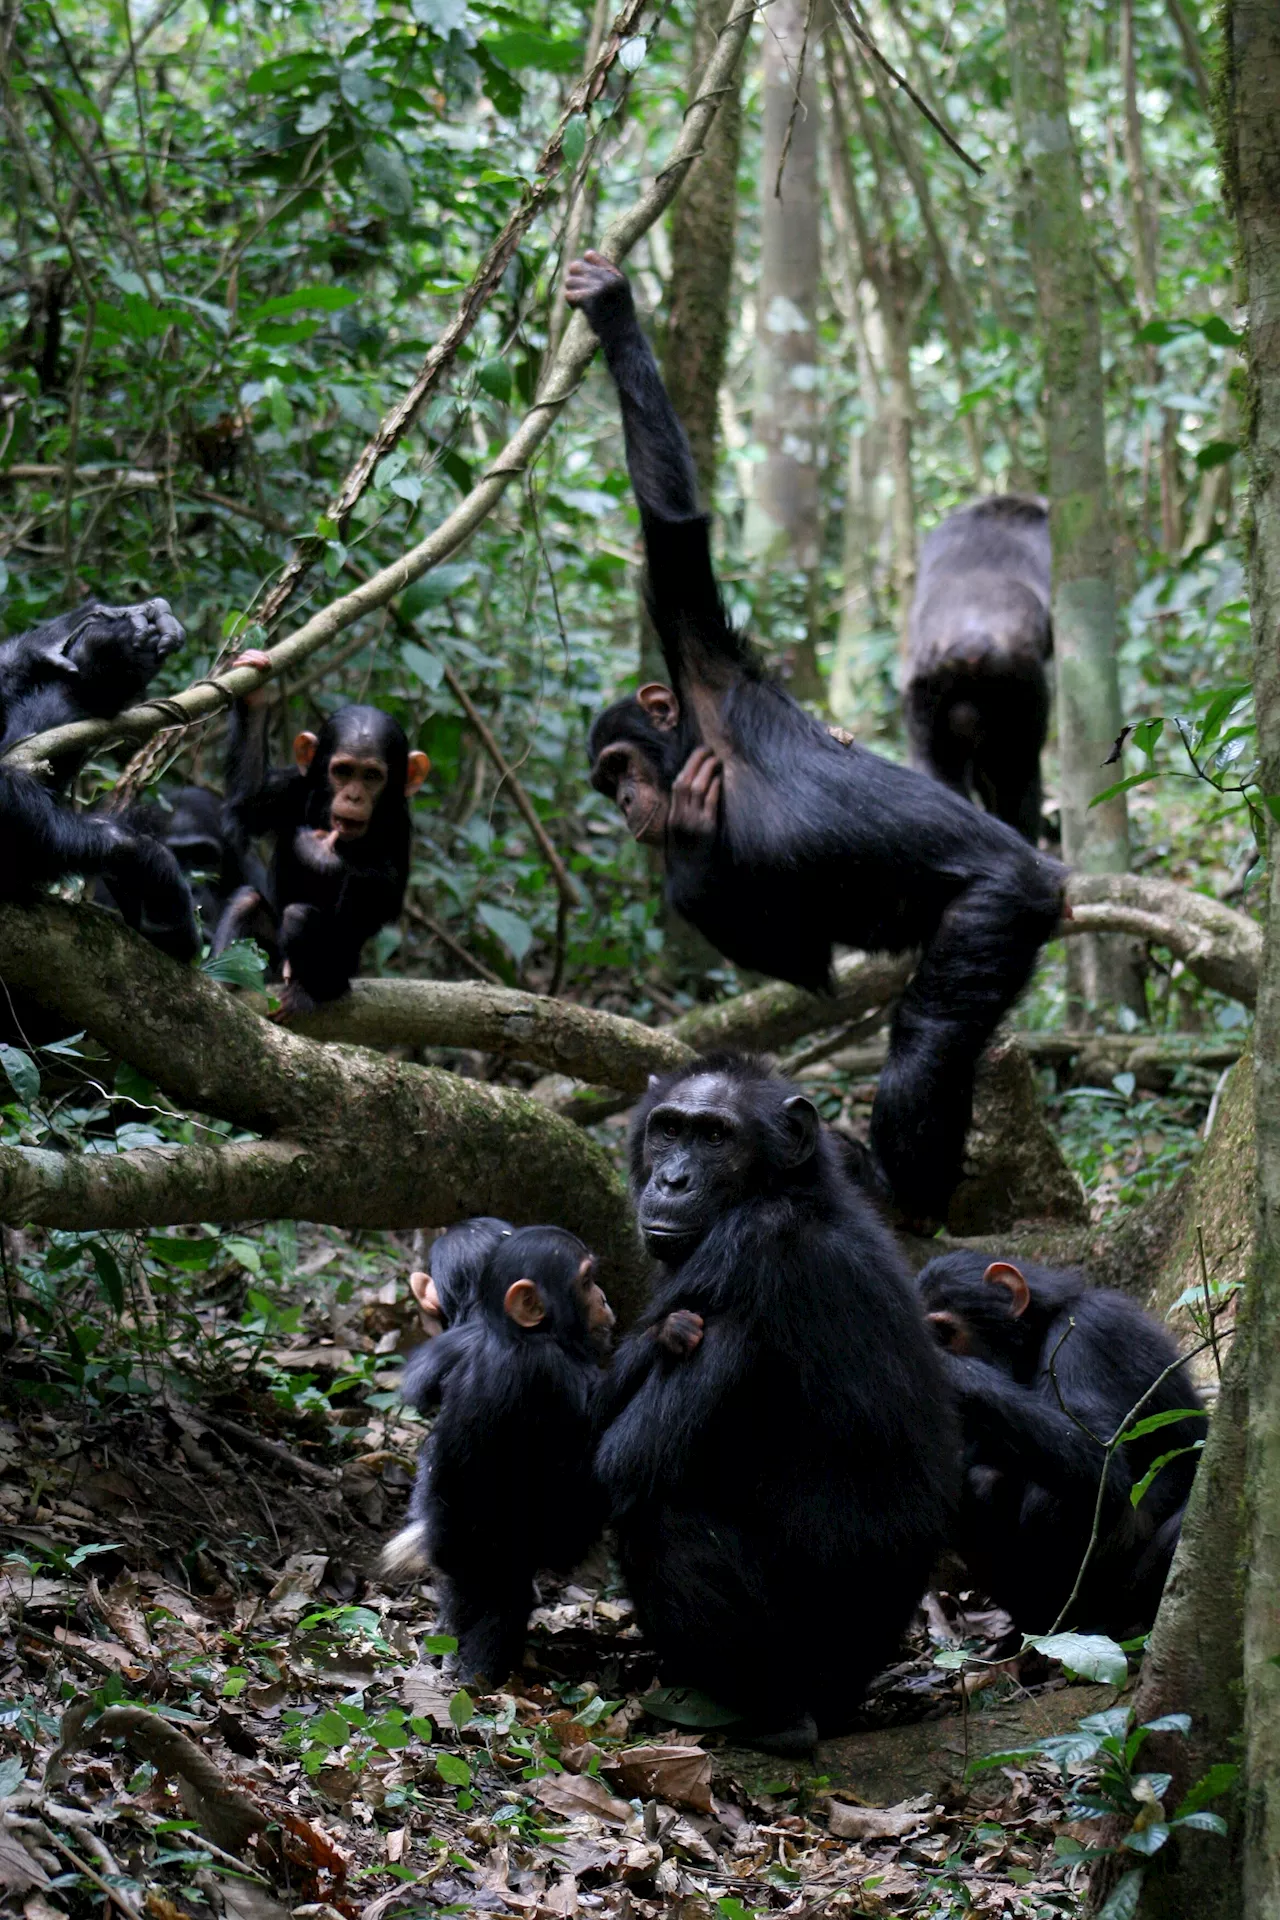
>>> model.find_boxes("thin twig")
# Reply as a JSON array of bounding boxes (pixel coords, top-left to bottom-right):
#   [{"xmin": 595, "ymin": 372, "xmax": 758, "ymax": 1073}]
[
  {"xmin": 775, "ymin": 0, "xmax": 817, "ymax": 197},
  {"xmin": 405, "ymin": 902, "xmax": 504, "ymax": 985},
  {"xmin": 827, "ymin": 0, "xmax": 983, "ymax": 174},
  {"xmin": 197, "ymin": 1410, "xmax": 342, "ymax": 1489}
]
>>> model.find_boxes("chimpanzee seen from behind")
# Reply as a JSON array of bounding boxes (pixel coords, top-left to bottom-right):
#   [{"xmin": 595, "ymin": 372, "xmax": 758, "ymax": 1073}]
[
  {"xmin": 214, "ymin": 653, "xmax": 429, "ymax": 1016},
  {"xmin": 597, "ymin": 1054, "xmax": 958, "ymax": 1753},
  {"xmin": 565, "ymin": 253, "xmax": 1065, "ymax": 1227},
  {"xmin": 917, "ymin": 1250, "xmax": 1205, "ymax": 1636},
  {"xmin": 406, "ymin": 1215, "xmax": 514, "ymax": 1336},
  {"xmin": 0, "ymin": 599, "xmax": 198, "ymax": 959},
  {"xmin": 905, "ymin": 496, "xmax": 1051, "ymax": 843},
  {"xmin": 383, "ymin": 1226, "xmax": 615, "ymax": 1686}
]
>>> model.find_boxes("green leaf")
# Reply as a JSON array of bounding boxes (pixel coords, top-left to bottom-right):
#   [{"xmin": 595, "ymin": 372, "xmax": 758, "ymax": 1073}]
[
  {"xmin": 1121, "ymin": 1407, "xmax": 1207, "ymax": 1444},
  {"xmin": 412, "ymin": 0, "xmax": 468, "ymax": 33},
  {"xmin": 0, "ymin": 1044, "xmax": 39, "ymax": 1104},
  {"xmin": 1130, "ymin": 1443, "xmax": 1203, "ymax": 1507},
  {"xmin": 1175, "ymin": 1762, "xmax": 1239, "ymax": 1818},
  {"xmin": 1173, "ymin": 1809, "xmax": 1228, "ymax": 1834},
  {"xmin": 435, "ymin": 1752, "xmax": 471, "ymax": 1786},
  {"xmin": 400, "ymin": 563, "xmax": 475, "ymax": 619},
  {"xmin": 449, "ymin": 1689, "xmax": 474, "ymax": 1729},
  {"xmin": 147, "ymin": 1235, "xmax": 219, "ymax": 1270},
  {"xmin": 201, "ymin": 939, "xmax": 269, "ymax": 989},
  {"xmin": 1030, "ymin": 1632, "xmax": 1129, "ymax": 1686},
  {"xmin": 1199, "ymin": 314, "xmax": 1243, "ymax": 346},
  {"xmin": 421, "ymin": 1634, "xmax": 457, "ymax": 1655},
  {"xmin": 1132, "ymin": 716, "xmax": 1164, "ymax": 757},
  {"xmin": 485, "ymin": 28, "xmax": 583, "ymax": 70},
  {"xmin": 477, "ymin": 357, "xmax": 512, "ymax": 403},
  {"xmin": 1090, "ymin": 770, "xmax": 1159, "ymax": 807},
  {"xmin": 1143, "ymin": 1713, "xmax": 1192, "ymax": 1736},
  {"xmin": 477, "ymin": 903, "xmax": 533, "ymax": 966},
  {"xmin": 640, "ymin": 1686, "xmax": 743, "ymax": 1730},
  {"xmin": 400, "ymin": 641, "xmax": 444, "ymax": 689},
  {"xmin": 1196, "ymin": 440, "xmax": 1238, "ymax": 471},
  {"xmin": 363, "ymin": 143, "xmax": 414, "ymax": 216},
  {"xmin": 0, "ymin": 1754, "xmax": 25, "ymax": 1797},
  {"xmin": 1098, "ymin": 1867, "xmax": 1146, "ymax": 1919},
  {"xmin": 618, "ymin": 33, "xmax": 646, "ymax": 69},
  {"xmin": 1122, "ymin": 1823, "xmax": 1170, "ymax": 1857},
  {"xmin": 561, "ymin": 114, "xmax": 587, "ymax": 166},
  {"xmin": 91, "ymin": 1242, "xmax": 125, "ymax": 1311}
]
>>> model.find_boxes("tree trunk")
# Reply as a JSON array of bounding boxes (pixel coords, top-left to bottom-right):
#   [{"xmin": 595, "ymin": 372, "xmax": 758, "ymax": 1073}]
[
  {"xmin": 1229, "ymin": 0, "xmax": 1280, "ymax": 1903},
  {"xmin": 1121, "ymin": 0, "xmax": 1182, "ymax": 555},
  {"xmin": 745, "ymin": 0, "xmax": 824, "ymax": 703},
  {"xmin": 1006, "ymin": 0, "xmax": 1140, "ymax": 1017}
]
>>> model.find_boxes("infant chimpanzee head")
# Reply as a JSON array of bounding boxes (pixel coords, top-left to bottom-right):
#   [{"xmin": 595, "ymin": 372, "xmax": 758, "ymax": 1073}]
[{"xmin": 478, "ymin": 1225, "xmax": 615, "ymax": 1361}]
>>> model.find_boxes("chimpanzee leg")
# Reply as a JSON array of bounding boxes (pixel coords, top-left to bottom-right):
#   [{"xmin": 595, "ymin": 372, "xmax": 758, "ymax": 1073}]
[
  {"xmin": 871, "ymin": 862, "xmax": 1061, "ymax": 1222},
  {"xmin": 212, "ymin": 886, "xmax": 279, "ymax": 963},
  {"xmin": 443, "ymin": 1571, "xmax": 535, "ymax": 1687},
  {"xmin": 277, "ymin": 902, "xmax": 359, "ymax": 1011},
  {"xmin": 0, "ymin": 770, "xmax": 198, "ymax": 961}
]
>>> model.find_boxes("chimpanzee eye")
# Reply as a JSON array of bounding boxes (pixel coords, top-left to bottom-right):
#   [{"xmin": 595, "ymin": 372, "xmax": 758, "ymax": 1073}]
[{"xmin": 704, "ymin": 1124, "xmax": 726, "ymax": 1146}]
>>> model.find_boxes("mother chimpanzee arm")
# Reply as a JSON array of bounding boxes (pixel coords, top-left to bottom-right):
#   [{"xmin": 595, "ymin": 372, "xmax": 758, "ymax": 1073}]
[
  {"xmin": 223, "ymin": 697, "xmax": 298, "ymax": 843},
  {"xmin": 597, "ymin": 1317, "xmax": 753, "ymax": 1500},
  {"xmin": 945, "ymin": 1353, "xmax": 1134, "ymax": 1520},
  {"xmin": 400, "ymin": 1327, "xmax": 470, "ymax": 1415},
  {"xmin": 565, "ymin": 253, "xmax": 750, "ymax": 696}
]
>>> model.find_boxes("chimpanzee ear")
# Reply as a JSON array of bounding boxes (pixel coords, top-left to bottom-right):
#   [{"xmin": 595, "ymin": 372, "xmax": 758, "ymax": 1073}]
[
  {"xmin": 982, "ymin": 1262, "xmax": 1031, "ymax": 1317},
  {"xmin": 648, "ymin": 1074, "xmax": 661, "ymax": 1092},
  {"xmin": 408, "ymin": 1270, "xmax": 436, "ymax": 1312},
  {"xmin": 405, "ymin": 750, "xmax": 430, "ymax": 795},
  {"xmin": 780, "ymin": 1095, "xmax": 820, "ymax": 1167},
  {"xmin": 637, "ymin": 683, "xmax": 681, "ymax": 732},
  {"xmin": 504, "ymin": 1279, "xmax": 547, "ymax": 1329},
  {"xmin": 293, "ymin": 731, "xmax": 319, "ymax": 772},
  {"xmin": 926, "ymin": 1309, "xmax": 971, "ymax": 1355}
]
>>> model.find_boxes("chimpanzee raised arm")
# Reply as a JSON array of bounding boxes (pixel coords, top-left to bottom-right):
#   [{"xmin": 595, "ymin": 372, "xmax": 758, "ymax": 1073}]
[
  {"xmin": 917, "ymin": 1251, "xmax": 1205, "ymax": 1635},
  {"xmin": 566, "ymin": 251, "xmax": 1066, "ymax": 1227},
  {"xmin": 0, "ymin": 599, "xmax": 198, "ymax": 960},
  {"xmin": 213, "ymin": 655, "xmax": 430, "ymax": 1017}
]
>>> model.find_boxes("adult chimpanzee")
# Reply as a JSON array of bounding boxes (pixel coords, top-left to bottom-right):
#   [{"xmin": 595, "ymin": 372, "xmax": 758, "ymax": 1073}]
[
  {"xmin": 0, "ymin": 598, "xmax": 198, "ymax": 959},
  {"xmin": 596, "ymin": 1054, "xmax": 958, "ymax": 1752},
  {"xmin": 905, "ymin": 496, "xmax": 1052, "ymax": 844},
  {"xmin": 98, "ymin": 785, "xmax": 268, "ymax": 938},
  {"xmin": 917, "ymin": 1251, "xmax": 1205, "ymax": 1637},
  {"xmin": 565, "ymin": 254, "xmax": 1065, "ymax": 1228},
  {"xmin": 407, "ymin": 1215, "xmax": 514, "ymax": 1336},
  {"xmin": 213, "ymin": 654, "xmax": 429, "ymax": 1016},
  {"xmin": 382, "ymin": 1226, "xmax": 615, "ymax": 1685}
]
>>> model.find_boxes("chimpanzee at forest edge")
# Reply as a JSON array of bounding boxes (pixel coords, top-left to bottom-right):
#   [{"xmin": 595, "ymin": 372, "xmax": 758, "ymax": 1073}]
[
  {"xmin": 596, "ymin": 1054, "xmax": 958, "ymax": 1753},
  {"xmin": 905, "ymin": 495, "xmax": 1052, "ymax": 844},
  {"xmin": 383, "ymin": 1225, "xmax": 615, "ymax": 1685},
  {"xmin": 917, "ymin": 1250, "xmax": 1205, "ymax": 1637},
  {"xmin": 0, "ymin": 599, "xmax": 198, "ymax": 958},
  {"xmin": 407, "ymin": 1215, "xmax": 514, "ymax": 1336},
  {"xmin": 213, "ymin": 652, "xmax": 429, "ymax": 1016},
  {"xmin": 565, "ymin": 253, "xmax": 1066, "ymax": 1228},
  {"xmin": 98, "ymin": 785, "xmax": 268, "ymax": 938}
]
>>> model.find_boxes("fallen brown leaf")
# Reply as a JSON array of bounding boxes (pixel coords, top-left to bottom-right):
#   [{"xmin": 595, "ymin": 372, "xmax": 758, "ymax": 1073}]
[
  {"xmin": 534, "ymin": 1775, "xmax": 633, "ymax": 1827},
  {"xmin": 602, "ymin": 1745, "xmax": 712, "ymax": 1814},
  {"xmin": 828, "ymin": 1799, "xmax": 938, "ymax": 1842}
]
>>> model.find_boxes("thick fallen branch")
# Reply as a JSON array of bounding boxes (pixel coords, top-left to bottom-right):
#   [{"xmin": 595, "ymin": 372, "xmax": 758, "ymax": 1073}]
[
  {"xmin": 2, "ymin": 0, "xmax": 758, "ymax": 779},
  {"xmin": 1062, "ymin": 871, "xmax": 1261, "ymax": 1007},
  {"xmin": 0, "ymin": 903, "xmax": 646, "ymax": 1316}
]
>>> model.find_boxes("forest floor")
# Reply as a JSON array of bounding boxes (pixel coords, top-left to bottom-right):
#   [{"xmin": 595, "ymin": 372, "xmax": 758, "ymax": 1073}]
[{"xmin": 0, "ymin": 1225, "xmax": 1119, "ymax": 1920}]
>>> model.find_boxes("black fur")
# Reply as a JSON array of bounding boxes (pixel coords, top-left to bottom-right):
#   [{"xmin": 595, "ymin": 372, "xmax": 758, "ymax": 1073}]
[
  {"xmin": 0, "ymin": 600, "xmax": 198, "ymax": 960},
  {"xmin": 415, "ymin": 1215, "xmax": 514, "ymax": 1331},
  {"xmin": 576, "ymin": 266, "xmax": 1065, "ymax": 1223},
  {"xmin": 917, "ymin": 1250, "xmax": 1205, "ymax": 1635},
  {"xmin": 906, "ymin": 495, "xmax": 1052, "ymax": 842},
  {"xmin": 386, "ymin": 1226, "xmax": 609, "ymax": 1684},
  {"xmin": 98, "ymin": 785, "xmax": 267, "ymax": 937},
  {"xmin": 598, "ymin": 1055, "xmax": 959, "ymax": 1741},
  {"xmin": 215, "ymin": 701, "xmax": 413, "ymax": 1008}
]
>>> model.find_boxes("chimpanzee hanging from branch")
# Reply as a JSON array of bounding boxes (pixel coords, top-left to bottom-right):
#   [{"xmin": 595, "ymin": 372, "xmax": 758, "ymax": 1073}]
[{"xmin": 565, "ymin": 254, "xmax": 1067, "ymax": 1228}]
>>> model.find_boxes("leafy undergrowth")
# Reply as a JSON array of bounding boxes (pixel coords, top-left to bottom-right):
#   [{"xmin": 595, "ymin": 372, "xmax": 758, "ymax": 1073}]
[{"xmin": 0, "ymin": 1229, "xmax": 1102, "ymax": 1920}]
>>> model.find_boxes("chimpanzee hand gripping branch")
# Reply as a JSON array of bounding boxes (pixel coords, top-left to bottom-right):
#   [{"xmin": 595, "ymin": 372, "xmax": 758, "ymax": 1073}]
[
  {"xmin": 565, "ymin": 254, "xmax": 1067, "ymax": 1227},
  {"xmin": 213, "ymin": 652, "xmax": 430, "ymax": 1018}
]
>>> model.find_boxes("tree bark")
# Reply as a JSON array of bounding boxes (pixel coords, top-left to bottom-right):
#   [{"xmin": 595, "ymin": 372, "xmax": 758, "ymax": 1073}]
[
  {"xmin": 0, "ymin": 902, "xmax": 647, "ymax": 1319},
  {"xmin": 1228, "ymin": 0, "xmax": 1280, "ymax": 1902},
  {"xmin": 745, "ymin": 0, "xmax": 824, "ymax": 702},
  {"xmin": 1005, "ymin": 0, "xmax": 1139, "ymax": 1016}
]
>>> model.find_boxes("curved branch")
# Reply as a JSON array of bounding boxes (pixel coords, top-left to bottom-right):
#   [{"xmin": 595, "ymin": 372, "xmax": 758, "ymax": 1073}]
[
  {"xmin": 1063, "ymin": 872, "xmax": 1261, "ymax": 1007},
  {"xmin": 1, "ymin": 0, "xmax": 759, "ymax": 779}
]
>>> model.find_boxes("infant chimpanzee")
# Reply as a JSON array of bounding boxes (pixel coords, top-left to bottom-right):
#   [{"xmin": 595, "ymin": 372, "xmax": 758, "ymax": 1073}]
[{"xmin": 382, "ymin": 1225, "xmax": 615, "ymax": 1686}]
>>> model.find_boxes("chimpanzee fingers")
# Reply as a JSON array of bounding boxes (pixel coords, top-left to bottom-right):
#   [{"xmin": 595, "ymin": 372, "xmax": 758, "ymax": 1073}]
[
  {"xmin": 653, "ymin": 1309, "xmax": 705, "ymax": 1357},
  {"xmin": 229, "ymin": 648, "xmax": 273, "ymax": 708}
]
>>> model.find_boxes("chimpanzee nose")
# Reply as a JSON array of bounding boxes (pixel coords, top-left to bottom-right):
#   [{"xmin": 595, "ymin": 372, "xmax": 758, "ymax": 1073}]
[{"xmin": 659, "ymin": 1166, "xmax": 690, "ymax": 1193}]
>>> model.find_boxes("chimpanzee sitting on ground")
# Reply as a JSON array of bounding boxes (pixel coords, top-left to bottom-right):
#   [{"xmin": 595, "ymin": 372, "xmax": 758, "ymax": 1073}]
[
  {"xmin": 565, "ymin": 253, "xmax": 1066, "ymax": 1228},
  {"xmin": 406, "ymin": 1215, "xmax": 514, "ymax": 1337},
  {"xmin": 917, "ymin": 1251, "xmax": 1205, "ymax": 1637},
  {"xmin": 382, "ymin": 1226, "xmax": 615, "ymax": 1686},
  {"xmin": 905, "ymin": 495, "xmax": 1052, "ymax": 844},
  {"xmin": 596, "ymin": 1053, "xmax": 958, "ymax": 1753},
  {"xmin": 212, "ymin": 652, "xmax": 429, "ymax": 1016},
  {"xmin": 0, "ymin": 598, "xmax": 198, "ymax": 959},
  {"xmin": 98, "ymin": 785, "xmax": 268, "ymax": 938}
]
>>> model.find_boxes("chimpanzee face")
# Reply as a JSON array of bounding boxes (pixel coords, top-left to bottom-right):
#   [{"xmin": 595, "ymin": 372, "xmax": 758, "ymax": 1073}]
[
  {"xmin": 293, "ymin": 716, "xmax": 429, "ymax": 841},
  {"xmin": 636, "ymin": 1070, "xmax": 818, "ymax": 1261},
  {"xmin": 595, "ymin": 741, "xmax": 669, "ymax": 846},
  {"xmin": 572, "ymin": 1253, "xmax": 616, "ymax": 1358}
]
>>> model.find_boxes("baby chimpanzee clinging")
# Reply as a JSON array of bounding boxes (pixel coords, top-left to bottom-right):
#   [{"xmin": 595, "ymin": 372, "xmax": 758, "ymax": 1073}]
[{"xmin": 382, "ymin": 1226, "xmax": 615, "ymax": 1687}]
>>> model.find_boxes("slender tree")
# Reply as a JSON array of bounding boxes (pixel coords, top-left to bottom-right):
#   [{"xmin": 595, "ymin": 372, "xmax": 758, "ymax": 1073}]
[
  {"xmin": 1006, "ymin": 0, "xmax": 1140, "ymax": 1014},
  {"xmin": 745, "ymin": 0, "xmax": 824, "ymax": 701}
]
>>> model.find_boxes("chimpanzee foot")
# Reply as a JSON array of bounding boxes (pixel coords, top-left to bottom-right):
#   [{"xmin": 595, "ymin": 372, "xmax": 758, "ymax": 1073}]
[
  {"xmin": 745, "ymin": 1713, "xmax": 819, "ymax": 1758},
  {"xmin": 271, "ymin": 978, "xmax": 320, "ymax": 1022}
]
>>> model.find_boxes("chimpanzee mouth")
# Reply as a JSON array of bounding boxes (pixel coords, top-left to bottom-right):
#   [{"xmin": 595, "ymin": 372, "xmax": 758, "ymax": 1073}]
[{"xmin": 642, "ymin": 1225, "xmax": 702, "ymax": 1263}]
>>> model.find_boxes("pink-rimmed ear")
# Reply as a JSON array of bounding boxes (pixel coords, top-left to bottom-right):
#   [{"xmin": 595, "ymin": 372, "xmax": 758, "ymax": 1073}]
[
  {"xmin": 637, "ymin": 683, "xmax": 680, "ymax": 731},
  {"xmin": 503, "ymin": 1278, "xmax": 546, "ymax": 1329},
  {"xmin": 293, "ymin": 731, "xmax": 319, "ymax": 773},
  {"xmin": 982, "ymin": 1262, "xmax": 1031, "ymax": 1317}
]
